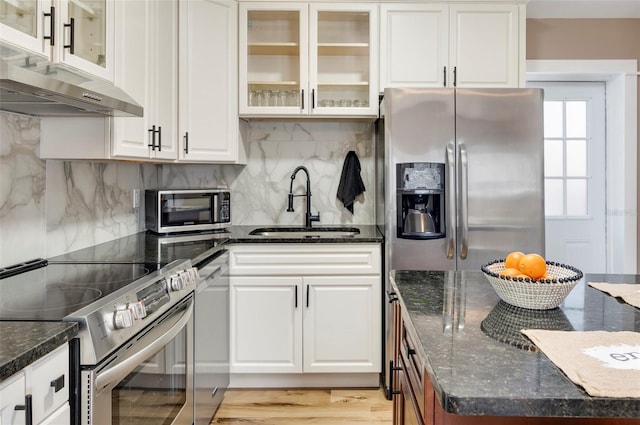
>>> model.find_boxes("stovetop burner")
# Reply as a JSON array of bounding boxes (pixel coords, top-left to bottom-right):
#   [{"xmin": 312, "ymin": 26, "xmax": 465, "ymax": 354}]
[{"xmin": 0, "ymin": 262, "xmax": 152, "ymax": 320}]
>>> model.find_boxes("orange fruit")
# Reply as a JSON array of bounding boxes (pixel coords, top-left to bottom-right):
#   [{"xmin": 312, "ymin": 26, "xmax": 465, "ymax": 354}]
[
  {"xmin": 505, "ymin": 251, "xmax": 525, "ymax": 270},
  {"xmin": 499, "ymin": 268, "xmax": 521, "ymax": 278},
  {"xmin": 519, "ymin": 253, "xmax": 547, "ymax": 279}
]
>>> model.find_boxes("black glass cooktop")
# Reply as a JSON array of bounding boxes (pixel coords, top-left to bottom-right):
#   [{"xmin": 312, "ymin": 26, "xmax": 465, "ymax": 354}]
[
  {"xmin": 0, "ymin": 230, "xmax": 229, "ymax": 321},
  {"xmin": 0, "ymin": 262, "xmax": 152, "ymax": 320},
  {"xmin": 47, "ymin": 230, "xmax": 229, "ymax": 266}
]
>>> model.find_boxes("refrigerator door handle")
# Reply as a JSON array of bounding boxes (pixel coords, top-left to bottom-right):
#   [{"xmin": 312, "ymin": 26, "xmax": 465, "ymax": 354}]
[
  {"xmin": 445, "ymin": 142, "xmax": 456, "ymax": 259},
  {"xmin": 458, "ymin": 142, "xmax": 469, "ymax": 260}
]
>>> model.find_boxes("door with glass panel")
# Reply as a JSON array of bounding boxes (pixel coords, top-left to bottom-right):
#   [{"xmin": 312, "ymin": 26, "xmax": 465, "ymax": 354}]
[
  {"xmin": 0, "ymin": 0, "xmax": 52, "ymax": 56},
  {"xmin": 57, "ymin": 0, "xmax": 112, "ymax": 80},
  {"xmin": 239, "ymin": 3, "xmax": 308, "ymax": 115},
  {"xmin": 528, "ymin": 81, "xmax": 606, "ymax": 273}
]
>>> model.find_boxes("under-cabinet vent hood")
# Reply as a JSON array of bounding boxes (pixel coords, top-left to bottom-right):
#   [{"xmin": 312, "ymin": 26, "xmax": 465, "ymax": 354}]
[{"xmin": 0, "ymin": 49, "xmax": 142, "ymax": 117}]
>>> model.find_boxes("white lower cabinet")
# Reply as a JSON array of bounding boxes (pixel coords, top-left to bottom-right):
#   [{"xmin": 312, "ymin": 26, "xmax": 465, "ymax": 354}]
[
  {"xmin": 0, "ymin": 344, "xmax": 70, "ymax": 425},
  {"xmin": 229, "ymin": 244, "xmax": 381, "ymax": 385},
  {"xmin": 232, "ymin": 276, "xmax": 303, "ymax": 373},
  {"xmin": 303, "ymin": 275, "xmax": 380, "ymax": 373}
]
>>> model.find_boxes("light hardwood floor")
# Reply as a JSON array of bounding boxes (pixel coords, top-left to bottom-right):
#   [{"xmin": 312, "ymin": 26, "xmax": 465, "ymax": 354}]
[{"xmin": 211, "ymin": 388, "xmax": 393, "ymax": 424}]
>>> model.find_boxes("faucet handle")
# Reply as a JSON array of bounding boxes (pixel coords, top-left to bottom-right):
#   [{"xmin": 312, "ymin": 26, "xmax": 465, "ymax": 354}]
[{"xmin": 310, "ymin": 212, "xmax": 320, "ymax": 223}]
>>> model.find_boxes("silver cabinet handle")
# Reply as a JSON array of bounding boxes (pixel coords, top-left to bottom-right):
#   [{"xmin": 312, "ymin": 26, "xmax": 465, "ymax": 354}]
[
  {"xmin": 458, "ymin": 143, "xmax": 468, "ymax": 260},
  {"xmin": 445, "ymin": 142, "xmax": 456, "ymax": 259}
]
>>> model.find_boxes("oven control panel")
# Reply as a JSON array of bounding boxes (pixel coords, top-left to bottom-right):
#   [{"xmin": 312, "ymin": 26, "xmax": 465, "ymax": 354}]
[
  {"xmin": 66, "ymin": 259, "xmax": 198, "ymax": 364},
  {"xmin": 111, "ymin": 265, "xmax": 199, "ymax": 330}
]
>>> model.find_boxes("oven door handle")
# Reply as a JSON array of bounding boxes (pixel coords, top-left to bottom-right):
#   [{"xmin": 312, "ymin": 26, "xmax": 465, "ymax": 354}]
[{"xmin": 94, "ymin": 298, "xmax": 194, "ymax": 393}]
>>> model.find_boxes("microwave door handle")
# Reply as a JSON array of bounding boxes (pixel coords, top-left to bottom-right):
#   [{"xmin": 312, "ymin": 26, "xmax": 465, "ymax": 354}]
[
  {"xmin": 212, "ymin": 194, "xmax": 219, "ymax": 222},
  {"xmin": 93, "ymin": 299, "xmax": 193, "ymax": 393},
  {"xmin": 445, "ymin": 142, "xmax": 456, "ymax": 260},
  {"xmin": 458, "ymin": 142, "xmax": 469, "ymax": 260}
]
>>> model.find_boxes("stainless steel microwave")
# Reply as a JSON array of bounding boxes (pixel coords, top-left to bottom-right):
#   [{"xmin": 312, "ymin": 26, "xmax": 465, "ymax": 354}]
[{"xmin": 145, "ymin": 189, "xmax": 231, "ymax": 234}]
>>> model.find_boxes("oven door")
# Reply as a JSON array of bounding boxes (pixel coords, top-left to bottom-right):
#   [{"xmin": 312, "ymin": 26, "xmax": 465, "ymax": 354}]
[{"xmin": 81, "ymin": 294, "xmax": 194, "ymax": 425}]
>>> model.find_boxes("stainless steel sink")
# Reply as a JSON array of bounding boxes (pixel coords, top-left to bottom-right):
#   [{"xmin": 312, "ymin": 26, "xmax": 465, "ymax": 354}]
[{"xmin": 249, "ymin": 227, "xmax": 360, "ymax": 238}]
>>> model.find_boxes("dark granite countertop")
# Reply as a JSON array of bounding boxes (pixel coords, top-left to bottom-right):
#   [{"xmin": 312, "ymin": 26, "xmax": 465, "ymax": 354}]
[
  {"xmin": 0, "ymin": 321, "xmax": 78, "ymax": 381},
  {"xmin": 391, "ymin": 270, "xmax": 640, "ymax": 418}
]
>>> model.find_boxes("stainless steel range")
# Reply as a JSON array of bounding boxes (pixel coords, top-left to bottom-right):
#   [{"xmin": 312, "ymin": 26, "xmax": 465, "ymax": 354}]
[{"xmin": 0, "ymin": 230, "xmax": 230, "ymax": 425}]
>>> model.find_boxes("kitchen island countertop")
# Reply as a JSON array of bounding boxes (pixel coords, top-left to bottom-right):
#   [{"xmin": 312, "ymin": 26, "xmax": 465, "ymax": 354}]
[{"xmin": 391, "ymin": 270, "xmax": 640, "ymax": 418}]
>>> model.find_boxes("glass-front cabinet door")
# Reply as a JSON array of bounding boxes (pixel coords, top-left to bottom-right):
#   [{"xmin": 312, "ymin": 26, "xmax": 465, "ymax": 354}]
[
  {"xmin": 239, "ymin": 2, "xmax": 308, "ymax": 116},
  {"xmin": 57, "ymin": 0, "xmax": 112, "ymax": 80},
  {"xmin": 239, "ymin": 2, "xmax": 378, "ymax": 118},
  {"xmin": 0, "ymin": 0, "xmax": 52, "ymax": 56},
  {"xmin": 309, "ymin": 3, "xmax": 378, "ymax": 117}
]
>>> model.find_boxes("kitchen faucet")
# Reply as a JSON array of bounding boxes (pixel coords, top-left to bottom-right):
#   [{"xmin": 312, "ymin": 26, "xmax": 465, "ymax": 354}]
[{"xmin": 287, "ymin": 166, "xmax": 320, "ymax": 227}]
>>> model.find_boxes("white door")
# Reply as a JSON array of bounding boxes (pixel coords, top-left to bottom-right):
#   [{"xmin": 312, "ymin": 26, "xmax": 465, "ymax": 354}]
[
  {"xmin": 230, "ymin": 276, "xmax": 302, "ymax": 373},
  {"xmin": 528, "ymin": 81, "xmax": 607, "ymax": 273},
  {"xmin": 179, "ymin": 0, "xmax": 238, "ymax": 162},
  {"xmin": 303, "ymin": 276, "xmax": 380, "ymax": 373},
  {"xmin": 379, "ymin": 3, "xmax": 449, "ymax": 89},
  {"xmin": 450, "ymin": 4, "xmax": 520, "ymax": 88}
]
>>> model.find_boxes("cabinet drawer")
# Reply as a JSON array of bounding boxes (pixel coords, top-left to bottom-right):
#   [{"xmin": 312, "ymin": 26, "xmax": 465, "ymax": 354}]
[
  {"xmin": 30, "ymin": 344, "xmax": 69, "ymax": 424},
  {"xmin": 400, "ymin": 319, "xmax": 425, "ymax": 419},
  {"xmin": 230, "ymin": 244, "xmax": 381, "ymax": 275}
]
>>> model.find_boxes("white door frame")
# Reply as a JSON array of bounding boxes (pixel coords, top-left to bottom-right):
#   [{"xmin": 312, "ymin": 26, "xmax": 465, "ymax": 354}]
[{"xmin": 526, "ymin": 59, "xmax": 638, "ymax": 274}]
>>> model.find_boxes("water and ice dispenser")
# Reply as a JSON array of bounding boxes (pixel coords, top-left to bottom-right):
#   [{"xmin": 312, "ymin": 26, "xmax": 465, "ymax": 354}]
[{"xmin": 396, "ymin": 162, "xmax": 445, "ymax": 239}]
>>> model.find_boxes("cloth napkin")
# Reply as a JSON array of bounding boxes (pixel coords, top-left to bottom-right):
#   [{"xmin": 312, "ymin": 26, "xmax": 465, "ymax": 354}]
[
  {"xmin": 337, "ymin": 151, "xmax": 366, "ymax": 214},
  {"xmin": 521, "ymin": 329, "xmax": 640, "ymax": 398},
  {"xmin": 588, "ymin": 282, "xmax": 640, "ymax": 309}
]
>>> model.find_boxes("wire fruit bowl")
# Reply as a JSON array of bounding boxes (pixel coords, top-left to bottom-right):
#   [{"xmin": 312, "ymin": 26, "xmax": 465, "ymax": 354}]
[{"xmin": 481, "ymin": 260, "xmax": 584, "ymax": 310}]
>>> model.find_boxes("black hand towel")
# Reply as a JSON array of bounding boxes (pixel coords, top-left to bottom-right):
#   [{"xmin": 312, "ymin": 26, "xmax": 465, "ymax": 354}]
[{"xmin": 337, "ymin": 150, "xmax": 366, "ymax": 214}]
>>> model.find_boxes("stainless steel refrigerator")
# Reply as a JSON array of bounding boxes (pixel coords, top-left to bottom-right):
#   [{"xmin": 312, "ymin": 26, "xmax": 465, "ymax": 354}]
[{"xmin": 375, "ymin": 87, "xmax": 545, "ymax": 398}]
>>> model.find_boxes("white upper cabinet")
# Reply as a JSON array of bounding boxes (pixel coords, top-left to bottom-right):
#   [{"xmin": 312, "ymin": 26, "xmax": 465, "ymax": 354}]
[
  {"xmin": 239, "ymin": 2, "xmax": 379, "ymax": 118},
  {"xmin": 450, "ymin": 3, "xmax": 522, "ymax": 88},
  {"xmin": 111, "ymin": 0, "xmax": 179, "ymax": 161},
  {"xmin": 179, "ymin": 0, "xmax": 240, "ymax": 163},
  {"xmin": 40, "ymin": 0, "xmax": 243, "ymax": 164},
  {"xmin": 379, "ymin": 3, "xmax": 449, "ymax": 89},
  {"xmin": 0, "ymin": 0, "xmax": 114, "ymax": 81},
  {"xmin": 379, "ymin": 2, "xmax": 524, "ymax": 90},
  {"xmin": 0, "ymin": 0, "xmax": 53, "ymax": 57},
  {"xmin": 56, "ymin": 0, "xmax": 113, "ymax": 80}
]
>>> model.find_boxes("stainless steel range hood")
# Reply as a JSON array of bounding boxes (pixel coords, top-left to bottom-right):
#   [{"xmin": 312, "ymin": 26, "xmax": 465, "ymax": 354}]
[{"xmin": 0, "ymin": 50, "xmax": 143, "ymax": 117}]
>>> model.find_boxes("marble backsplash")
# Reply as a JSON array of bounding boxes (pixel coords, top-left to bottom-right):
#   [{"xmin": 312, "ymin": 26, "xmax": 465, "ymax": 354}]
[{"xmin": 0, "ymin": 112, "xmax": 376, "ymax": 267}]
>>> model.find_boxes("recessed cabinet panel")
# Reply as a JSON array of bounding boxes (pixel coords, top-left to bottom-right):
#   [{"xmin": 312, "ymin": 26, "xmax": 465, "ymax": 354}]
[
  {"xmin": 379, "ymin": 4, "xmax": 448, "ymax": 89},
  {"xmin": 231, "ymin": 277, "xmax": 303, "ymax": 373},
  {"xmin": 450, "ymin": 4, "xmax": 520, "ymax": 88},
  {"xmin": 179, "ymin": 0, "xmax": 239, "ymax": 163},
  {"xmin": 303, "ymin": 276, "xmax": 381, "ymax": 373}
]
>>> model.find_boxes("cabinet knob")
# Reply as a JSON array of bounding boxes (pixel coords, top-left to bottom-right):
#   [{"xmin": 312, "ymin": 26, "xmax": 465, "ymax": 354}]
[{"xmin": 50, "ymin": 375, "xmax": 65, "ymax": 393}]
